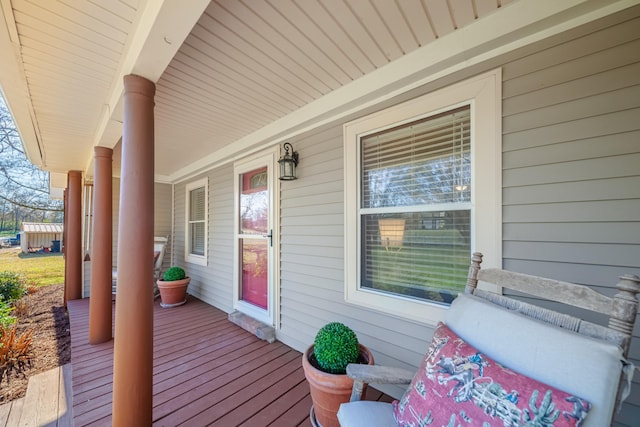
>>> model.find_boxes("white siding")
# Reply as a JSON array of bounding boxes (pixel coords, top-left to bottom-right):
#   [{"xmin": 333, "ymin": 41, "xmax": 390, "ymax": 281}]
[{"xmin": 173, "ymin": 165, "xmax": 234, "ymax": 313}]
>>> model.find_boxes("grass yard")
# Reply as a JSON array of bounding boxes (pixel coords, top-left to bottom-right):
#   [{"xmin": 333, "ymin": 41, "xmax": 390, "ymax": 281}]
[
  {"xmin": 0, "ymin": 247, "xmax": 65, "ymax": 287},
  {"xmin": 366, "ymin": 245, "xmax": 470, "ymax": 304}
]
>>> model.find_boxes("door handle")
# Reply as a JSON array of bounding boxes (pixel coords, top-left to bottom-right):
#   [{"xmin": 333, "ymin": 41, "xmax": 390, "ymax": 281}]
[{"xmin": 262, "ymin": 229, "xmax": 273, "ymax": 247}]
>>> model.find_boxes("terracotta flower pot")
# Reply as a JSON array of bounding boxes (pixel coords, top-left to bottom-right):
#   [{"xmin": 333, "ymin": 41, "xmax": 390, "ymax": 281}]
[
  {"xmin": 302, "ymin": 344, "xmax": 374, "ymax": 427},
  {"xmin": 156, "ymin": 277, "xmax": 190, "ymax": 308}
]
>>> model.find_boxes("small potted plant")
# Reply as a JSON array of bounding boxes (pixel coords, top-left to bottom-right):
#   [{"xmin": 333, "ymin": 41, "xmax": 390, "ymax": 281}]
[
  {"xmin": 156, "ymin": 266, "xmax": 190, "ymax": 308},
  {"xmin": 302, "ymin": 322, "xmax": 374, "ymax": 427}
]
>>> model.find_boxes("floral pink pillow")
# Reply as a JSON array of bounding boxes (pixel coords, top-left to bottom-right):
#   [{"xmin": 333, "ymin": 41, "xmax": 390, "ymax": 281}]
[{"xmin": 393, "ymin": 322, "xmax": 591, "ymax": 426}]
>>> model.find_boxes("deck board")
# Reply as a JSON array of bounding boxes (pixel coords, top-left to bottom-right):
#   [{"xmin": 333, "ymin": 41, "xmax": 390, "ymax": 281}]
[
  {"xmin": 68, "ymin": 295, "xmax": 394, "ymax": 426},
  {"xmin": 0, "ymin": 398, "xmax": 23, "ymax": 427}
]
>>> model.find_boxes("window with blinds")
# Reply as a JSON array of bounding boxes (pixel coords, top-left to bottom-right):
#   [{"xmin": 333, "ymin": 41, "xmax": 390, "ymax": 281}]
[
  {"xmin": 189, "ymin": 186, "xmax": 206, "ymax": 256},
  {"xmin": 359, "ymin": 105, "xmax": 471, "ymax": 304},
  {"xmin": 185, "ymin": 178, "xmax": 208, "ymax": 265}
]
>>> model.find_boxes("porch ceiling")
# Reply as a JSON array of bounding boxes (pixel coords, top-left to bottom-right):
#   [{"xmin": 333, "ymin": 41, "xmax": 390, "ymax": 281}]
[{"xmin": 0, "ymin": 0, "xmax": 635, "ymax": 184}]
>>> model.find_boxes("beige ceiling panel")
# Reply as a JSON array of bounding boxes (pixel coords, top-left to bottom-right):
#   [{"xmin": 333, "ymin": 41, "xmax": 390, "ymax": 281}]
[
  {"xmin": 57, "ymin": 0, "xmax": 136, "ymax": 31},
  {"xmin": 12, "ymin": 0, "xmax": 128, "ymax": 46},
  {"xmin": 424, "ymin": 0, "xmax": 456, "ymax": 37},
  {"xmin": 202, "ymin": 3, "xmax": 325, "ymax": 101},
  {"xmin": 158, "ymin": 62, "xmax": 277, "ymax": 126},
  {"xmin": 475, "ymin": 0, "xmax": 500, "ymax": 17},
  {"xmin": 176, "ymin": 38, "xmax": 299, "ymax": 114},
  {"xmin": 397, "ymin": 0, "xmax": 437, "ymax": 46},
  {"xmin": 246, "ymin": 0, "xmax": 351, "ymax": 87},
  {"xmin": 295, "ymin": 0, "xmax": 374, "ymax": 77},
  {"xmin": 450, "ymin": 0, "xmax": 477, "ymax": 28},
  {"xmin": 193, "ymin": 15, "xmax": 316, "ymax": 105},
  {"xmin": 20, "ymin": 55, "xmax": 112, "ymax": 88},
  {"xmin": 350, "ymin": 0, "xmax": 404, "ymax": 61},
  {"xmin": 371, "ymin": 0, "xmax": 419, "ymax": 54},
  {"xmin": 324, "ymin": 0, "xmax": 389, "ymax": 68}
]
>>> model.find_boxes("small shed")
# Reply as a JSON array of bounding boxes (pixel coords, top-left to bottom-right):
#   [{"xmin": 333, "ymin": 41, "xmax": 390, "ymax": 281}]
[{"xmin": 20, "ymin": 222, "xmax": 64, "ymax": 253}]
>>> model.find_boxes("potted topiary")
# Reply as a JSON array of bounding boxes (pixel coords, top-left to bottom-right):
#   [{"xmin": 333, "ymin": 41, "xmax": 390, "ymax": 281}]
[
  {"xmin": 156, "ymin": 266, "xmax": 190, "ymax": 308},
  {"xmin": 302, "ymin": 322, "xmax": 374, "ymax": 427}
]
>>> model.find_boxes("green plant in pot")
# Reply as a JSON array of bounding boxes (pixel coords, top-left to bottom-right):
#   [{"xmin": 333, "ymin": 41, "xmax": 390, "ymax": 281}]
[
  {"xmin": 302, "ymin": 322, "xmax": 374, "ymax": 427},
  {"xmin": 156, "ymin": 266, "xmax": 190, "ymax": 308}
]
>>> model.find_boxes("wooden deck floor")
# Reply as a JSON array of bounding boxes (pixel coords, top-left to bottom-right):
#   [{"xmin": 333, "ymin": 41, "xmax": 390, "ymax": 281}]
[{"xmin": 68, "ymin": 296, "xmax": 393, "ymax": 426}]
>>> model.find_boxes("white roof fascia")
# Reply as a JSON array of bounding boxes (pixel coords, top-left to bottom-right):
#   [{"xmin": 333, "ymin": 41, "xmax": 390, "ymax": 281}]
[{"xmin": 86, "ymin": 0, "xmax": 210, "ymax": 177}]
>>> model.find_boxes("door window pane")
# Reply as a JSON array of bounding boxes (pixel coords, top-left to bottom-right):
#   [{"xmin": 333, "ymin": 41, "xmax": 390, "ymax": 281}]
[
  {"xmin": 240, "ymin": 167, "xmax": 268, "ymax": 235},
  {"xmin": 240, "ymin": 239, "xmax": 268, "ymax": 309}
]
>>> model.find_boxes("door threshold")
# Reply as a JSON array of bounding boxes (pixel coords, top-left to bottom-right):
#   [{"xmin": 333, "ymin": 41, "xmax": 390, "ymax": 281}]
[{"xmin": 228, "ymin": 310, "xmax": 276, "ymax": 343}]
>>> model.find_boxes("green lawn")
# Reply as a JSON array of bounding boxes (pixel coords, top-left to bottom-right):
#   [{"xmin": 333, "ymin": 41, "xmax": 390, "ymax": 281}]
[
  {"xmin": 0, "ymin": 248, "xmax": 65, "ymax": 287},
  {"xmin": 365, "ymin": 245, "xmax": 470, "ymax": 303}
]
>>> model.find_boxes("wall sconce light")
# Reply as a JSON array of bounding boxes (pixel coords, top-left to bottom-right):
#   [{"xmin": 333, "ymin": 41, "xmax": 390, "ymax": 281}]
[{"xmin": 278, "ymin": 142, "xmax": 299, "ymax": 180}]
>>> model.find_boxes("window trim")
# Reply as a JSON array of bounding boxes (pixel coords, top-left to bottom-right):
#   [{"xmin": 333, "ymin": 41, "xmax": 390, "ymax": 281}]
[
  {"xmin": 344, "ymin": 69, "xmax": 502, "ymax": 324},
  {"xmin": 185, "ymin": 177, "xmax": 208, "ymax": 266}
]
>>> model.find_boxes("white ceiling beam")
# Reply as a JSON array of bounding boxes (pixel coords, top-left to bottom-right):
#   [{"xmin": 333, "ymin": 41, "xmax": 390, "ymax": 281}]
[{"xmin": 86, "ymin": 0, "xmax": 210, "ymax": 177}]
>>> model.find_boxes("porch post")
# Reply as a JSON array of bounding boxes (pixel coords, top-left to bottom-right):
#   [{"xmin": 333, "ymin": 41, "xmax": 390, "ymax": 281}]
[
  {"xmin": 65, "ymin": 170, "xmax": 83, "ymax": 302},
  {"xmin": 63, "ymin": 188, "xmax": 68, "ymax": 306},
  {"xmin": 112, "ymin": 74, "xmax": 155, "ymax": 426},
  {"xmin": 88, "ymin": 147, "xmax": 113, "ymax": 344}
]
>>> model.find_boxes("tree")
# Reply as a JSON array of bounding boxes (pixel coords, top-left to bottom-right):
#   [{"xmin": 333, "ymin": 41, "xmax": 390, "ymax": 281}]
[{"xmin": 0, "ymin": 95, "xmax": 63, "ymax": 231}]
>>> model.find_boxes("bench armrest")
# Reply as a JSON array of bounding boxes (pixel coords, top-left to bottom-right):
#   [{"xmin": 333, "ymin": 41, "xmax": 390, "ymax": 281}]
[{"xmin": 346, "ymin": 364, "xmax": 414, "ymax": 401}]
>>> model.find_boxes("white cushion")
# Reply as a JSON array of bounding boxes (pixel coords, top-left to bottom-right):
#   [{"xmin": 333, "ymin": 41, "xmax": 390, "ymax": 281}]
[
  {"xmin": 337, "ymin": 401, "xmax": 395, "ymax": 427},
  {"xmin": 445, "ymin": 293, "xmax": 624, "ymax": 427}
]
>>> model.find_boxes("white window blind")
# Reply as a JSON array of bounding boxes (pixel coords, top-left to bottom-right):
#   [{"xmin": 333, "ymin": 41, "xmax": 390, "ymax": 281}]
[
  {"xmin": 359, "ymin": 105, "xmax": 471, "ymax": 304},
  {"xmin": 189, "ymin": 186, "xmax": 206, "ymax": 256}
]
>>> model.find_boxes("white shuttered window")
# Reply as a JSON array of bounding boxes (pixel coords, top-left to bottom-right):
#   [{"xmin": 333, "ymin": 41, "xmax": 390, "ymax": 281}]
[
  {"xmin": 185, "ymin": 178, "xmax": 208, "ymax": 266},
  {"xmin": 344, "ymin": 70, "xmax": 502, "ymax": 324}
]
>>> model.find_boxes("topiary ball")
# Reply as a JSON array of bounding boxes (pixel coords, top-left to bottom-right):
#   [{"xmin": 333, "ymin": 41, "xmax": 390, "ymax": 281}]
[
  {"xmin": 163, "ymin": 266, "xmax": 186, "ymax": 281},
  {"xmin": 313, "ymin": 322, "xmax": 359, "ymax": 374}
]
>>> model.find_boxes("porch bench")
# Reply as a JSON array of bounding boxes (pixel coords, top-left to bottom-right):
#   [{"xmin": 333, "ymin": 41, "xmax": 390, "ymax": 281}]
[{"xmin": 337, "ymin": 253, "xmax": 640, "ymax": 427}]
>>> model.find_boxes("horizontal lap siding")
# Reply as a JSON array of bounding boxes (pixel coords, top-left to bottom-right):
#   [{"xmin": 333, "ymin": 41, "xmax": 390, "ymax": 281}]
[
  {"xmin": 207, "ymin": 164, "xmax": 234, "ymax": 312},
  {"xmin": 112, "ymin": 180, "xmax": 172, "ymax": 267},
  {"xmin": 278, "ymin": 125, "xmax": 435, "ymax": 399},
  {"xmin": 502, "ymin": 11, "xmax": 640, "ymax": 426},
  {"xmin": 154, "ymin": 183, "xmax": 173, "ymax": 273},
  {"xmin": 84, "ymin": 180, "xmax": 172, "ymax": 297},
  {"xmin": 173, "ymin": 166, "xmax": 234, "ymax": 313}
]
